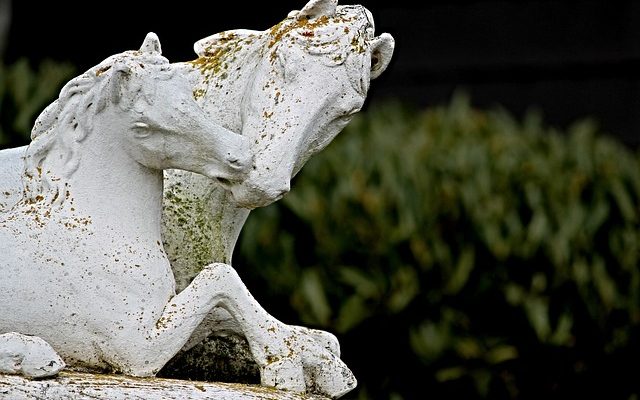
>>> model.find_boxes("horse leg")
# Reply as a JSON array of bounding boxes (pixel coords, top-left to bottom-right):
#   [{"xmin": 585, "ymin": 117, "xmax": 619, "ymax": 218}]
[
  {"xmin": 0, "ymin": 332, "xmax": 65, "ymax": 378},
  {"xmin": 130, "ymin": 263, "xmax": 355, "ymax": 397},
  {"xmin": 183, "ymin": 307, "xmax": 342, "ymax": 357}
]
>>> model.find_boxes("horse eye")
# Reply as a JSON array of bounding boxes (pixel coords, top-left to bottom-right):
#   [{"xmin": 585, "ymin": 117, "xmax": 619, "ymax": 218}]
[
  {"xmin": 341, "ymin": 108, "xmax": 360, "ymax": 119},
  {"xmin": 132, "ymin": 122, "xmax": 152, "ymax": 138},
  {"xmin": 133, "ymin": 122, "xmax": 150, "ymax": 129}
]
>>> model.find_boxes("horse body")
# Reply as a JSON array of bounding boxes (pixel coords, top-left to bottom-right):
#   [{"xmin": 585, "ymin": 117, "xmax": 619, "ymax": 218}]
[
  {"xmin": 159, "ymin": 5, "xmax": 394, "ymax": 396},
  {"xmin": 164, "ymin": 0, "xmax": 395, "ymax": 289},
  {"xmin": 0, "ymin": 126, "xmax": 175, "ymax": 370},
  {"xmin": 0, "ymin": 33, "xmax": 258, "ymax": 377},
  {"xmin": 159, "ymin": 4, "xmax": 394, "ymax": 396}
]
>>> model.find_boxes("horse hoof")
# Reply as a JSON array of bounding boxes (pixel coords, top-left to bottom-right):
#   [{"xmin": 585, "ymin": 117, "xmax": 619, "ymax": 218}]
[
  {"xmin": 0, "ymin": 332, "xmax": 65, "ymax": 378},
  {"xmin": 309, "ymin": 353, "xmax": 357, "ymax": 399},
  {"xmin": 293, "ymin": 326, "xmax": 341, "ymax": 357},
  {"xmin": 261, "ymin": 357, "xmax": 305, "ymax": 393}
]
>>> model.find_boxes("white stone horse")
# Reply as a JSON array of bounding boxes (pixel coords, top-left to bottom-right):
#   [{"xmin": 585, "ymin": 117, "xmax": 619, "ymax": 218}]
[
  {"xmin": 0, "ymin": 0, "xmax": 393, "ymax": 396},
  {"xmin": 161, "ymin": 0, "xmax": 394, "ymax": 387},
  {"xmin": 0, "ymin": 31, "xmax": 346, "ymax": 380},
  {"xmin": 0, "ymin": 34, "xmax": 257, "ymax": 376},
  {"xmin": 0, "ymin": 30, "xmax": 368, "ymax": 398}
]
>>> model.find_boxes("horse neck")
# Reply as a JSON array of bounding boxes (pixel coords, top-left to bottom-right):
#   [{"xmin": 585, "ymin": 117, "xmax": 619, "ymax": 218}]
[
  {"xmin": 175, "ymin": 48, "xmax": 259, "ymax": 131},
  {"xmin": 168, "ymin": 56, "xmax": 260, "ymax": 262},
  {"xmin": 52, "ymin": 125, "xmax": 164, "ymax": 240}
]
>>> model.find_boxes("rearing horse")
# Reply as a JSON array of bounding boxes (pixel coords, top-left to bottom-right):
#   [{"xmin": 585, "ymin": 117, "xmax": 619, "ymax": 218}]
[{"xmin": 161, "ymin": 0, "xmax": 394, "ymax": 381}]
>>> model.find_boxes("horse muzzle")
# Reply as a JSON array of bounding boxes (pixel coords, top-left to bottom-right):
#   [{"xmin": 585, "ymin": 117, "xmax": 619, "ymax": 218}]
[{"xmin": 227, "ymin": 175, "xmax": 291, "ymax": 209}]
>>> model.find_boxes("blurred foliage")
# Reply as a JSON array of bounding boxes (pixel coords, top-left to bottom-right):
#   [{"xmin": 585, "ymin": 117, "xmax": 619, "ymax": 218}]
[
  {"xmin": 0, "ymin": 58, "xmax": 75, "ymax": 148},
  {"xmin": 236, "ymin": 94, "xmax": 640, "ymax": 399},
  {"xmin": 3, "ymin": 56, "xmax": 639, "ymax": 398}
]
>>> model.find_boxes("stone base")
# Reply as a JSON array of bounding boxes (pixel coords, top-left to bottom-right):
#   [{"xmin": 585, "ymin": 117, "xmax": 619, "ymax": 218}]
[{"xmin": 0, "ymin": 371, "xmax": 326, "ymax": 400}]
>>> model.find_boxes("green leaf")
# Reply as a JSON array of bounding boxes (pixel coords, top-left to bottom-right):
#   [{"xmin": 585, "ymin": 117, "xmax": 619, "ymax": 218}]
[
  {"xmin": 387, "ymin": 266, "xmax": 419, "ymax": 312},
  {"xmin": 410, "ymin": 321, "xmax": 450, "ymax": 362},
  {"xmin": 485, "ymin": 345, "xmax": 519, "ymax": 364},
  {"xmin": 445, "ymin": 246, "xmax": 475, "ymax": 294},
  {"xmin": 335, "ymin": 295, "xmax": 370, "ymax": 333},
  {"xmin": 435, "ymin": 366, "xmax": 466, "ymax": 382},
  {"xmin": 592, "ymin": 257, "xmax": 617, "ymax": 308},
  {"xmin": 611, "ymin": 178, "xmax": 636, "ymax": 222},
  {"xmin": 550, "ymin": 312, "xmax": 574, "ymax": 346},
  {"xmin": 339, "ymin": 266, "xmax": 380, "ymax": 299},
  {"xmin": 299, "ymin": 269, "xmax": 332, "ymax": 326},
  {"xmin": 524, "ymin": 295, "xmax": 551, "ymax": 341}
]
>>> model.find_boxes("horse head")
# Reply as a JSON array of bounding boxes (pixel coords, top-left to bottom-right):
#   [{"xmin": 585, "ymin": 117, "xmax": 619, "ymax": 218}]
[
  {"xmin": 112, "ymin": 34, "xmax": 253, "ymax": 183},
  {"xmin": 190, "ymin": 0, "xmax": 394, "ymax": 209},
  {"xmin": 24, "ymin": 32, "xmax": 253, "ymax": 205}
]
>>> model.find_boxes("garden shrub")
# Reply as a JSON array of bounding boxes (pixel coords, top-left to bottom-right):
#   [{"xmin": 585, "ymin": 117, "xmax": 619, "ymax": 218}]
[
  {"xmin": 236, "ymin": 94, "xmax": 640, "ymax": 399},
  {"xmin": 0, "ymin": 59, "xmax": 75, "ymax": 147}
]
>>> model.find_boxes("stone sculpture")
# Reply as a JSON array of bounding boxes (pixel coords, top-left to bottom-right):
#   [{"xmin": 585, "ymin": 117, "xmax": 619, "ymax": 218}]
[
  {"xmin": 162, "ymin": 1, "xmax": 394, "ymax": 379},
  {"xmin": 0, "ymin": 0, "xmax": 394, "ymax": 398}
]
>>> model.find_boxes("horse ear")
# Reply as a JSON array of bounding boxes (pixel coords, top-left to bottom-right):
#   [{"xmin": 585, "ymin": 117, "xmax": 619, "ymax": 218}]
[
  {"xmin": 370, "ymin": 33, "xmax": 395, "ymax": 80},
  {"xmin": 109, "ymin": 66, "xmax": 131, "ymax": 105},
  {"xmin": 194, "ymin": 29, "xmax": 261, "ymax": 57},
  {"xmin": 140, "ymin": 32, "xmax": 162, "ymax": 55},
  {"xmin": 297, "ymin": 0, "xmax": 337, "ymax": 19}
]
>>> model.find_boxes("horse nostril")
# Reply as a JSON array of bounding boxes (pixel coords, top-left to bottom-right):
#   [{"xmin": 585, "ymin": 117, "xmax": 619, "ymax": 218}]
[
  {"xmin": 217, "ymin": 177, "xmax": 231, "ymax": 186},
  {"xmin": 227, "ymin": 155, "xmax": 249, "ymax": 170}
]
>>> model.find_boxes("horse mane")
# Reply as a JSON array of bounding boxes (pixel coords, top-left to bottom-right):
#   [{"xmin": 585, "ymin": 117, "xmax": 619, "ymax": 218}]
[
  {"xmin": 190, "ymin": 4, "xmax": 376, "ymax": 98},
  {"xmin": 23, "ymin": 50, "xmax": 170, "ymax": 204},
  {"xmin": 268, "ymin": 4, "xmax": 376, "ymax": 95}
]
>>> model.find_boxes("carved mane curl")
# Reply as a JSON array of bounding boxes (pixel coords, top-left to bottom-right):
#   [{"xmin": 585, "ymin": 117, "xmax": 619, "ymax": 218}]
[
  {"xmin": 269, "ymin": 4, "xmax": 376, "ymax": 95},
  {"xmin": 191, "ymin": 4, "xmax": 377, "ymax": 98},
  {"xmin": 23, "ymin": 51, "xmax": 170, "ymax": 203}
]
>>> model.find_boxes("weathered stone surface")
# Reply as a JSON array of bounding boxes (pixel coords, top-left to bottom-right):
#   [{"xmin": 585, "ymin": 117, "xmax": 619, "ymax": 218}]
[
  {"xmin": 0, "ymin": 332, "xmax": 65, "ymax": 378},
  {"xmin": 0, "ymin": 372, "xmax": 327, "ymax": 400},
  {"xmin": 161, "ymin": 0, "xmax": 394, "ymax": 392},
  {"xmin": 0, "ymin": 0, "xmax": 394, "ymax": 398},
  {"xmin": 0, "ymin": 33, "xmax": 255, "ymax": 380}
]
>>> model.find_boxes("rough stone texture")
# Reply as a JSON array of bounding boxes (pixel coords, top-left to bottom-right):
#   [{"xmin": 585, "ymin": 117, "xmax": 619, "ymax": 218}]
[
  {"xmin": 0, "ymin": 0, "xmax": 394, "ymax": 398},
  {"xmin": 0, "ymin": 372, "xmax": 327, "ymax": 400},
  {"xmin": 160, "ymin": 1, "xmax": 394, "ymax": 392},
  {"xmin": 0, "ymin": 33, "xmax": 255, "ymax": 380},
  {"xmin": 0, "ymin": 332, "xmax": 65, "ymax": 378}
]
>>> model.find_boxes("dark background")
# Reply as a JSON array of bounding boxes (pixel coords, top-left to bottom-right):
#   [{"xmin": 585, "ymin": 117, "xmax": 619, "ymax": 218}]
[
  {"xmin": 5, "ymin": 1, "xmax": 640, "ymax": 148},
  {"xmin": 5, "ymin": 0, "xmax": 640, "ymax": 148},
  {"xmin": 3, "ymin": 3, "xmax": 640, "ymax": 398}
]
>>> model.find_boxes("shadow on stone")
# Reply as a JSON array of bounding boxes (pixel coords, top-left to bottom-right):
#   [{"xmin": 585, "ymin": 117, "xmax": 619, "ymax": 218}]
[{"xmin": 159, "ymin": 334, "xmax": 260, "ymax": 385}]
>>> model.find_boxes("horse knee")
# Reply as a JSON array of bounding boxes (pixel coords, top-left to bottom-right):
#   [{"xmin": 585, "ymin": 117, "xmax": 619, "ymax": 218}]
[
  {"xmin": 0, "ymin": 332, "xmax": 65, "ymax": 378},
  {"xmin": 205, "ymin": 262, "xmax": 243, "ymax": 286}
]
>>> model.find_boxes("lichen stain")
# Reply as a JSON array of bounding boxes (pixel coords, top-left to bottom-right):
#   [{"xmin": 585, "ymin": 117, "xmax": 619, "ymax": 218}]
[
  {"xmin": 188, "ymin": 33, "xmax": 264, "ymax": 101},
  {"xmin": 267, "ymin": 15, "xmax": 331, "ymax": 50},
  {"xmin": 163, "ymin": 180, "xmax": 228, "ymax": 289}
]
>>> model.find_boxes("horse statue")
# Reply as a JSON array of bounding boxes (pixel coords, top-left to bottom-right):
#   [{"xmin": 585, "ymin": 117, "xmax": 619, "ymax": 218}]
[
  {"xmin": 161, "ymin": 0, "xmax": 395, "ymax": 368},
  {"xmin": 0, "ymin": 32, "xmax": 257, "ymax": 373},
  {"xmin": 0, "ymin": 0, "xmax": 394, "ymax": 397},
  {"xmin": 0, "ymin": 31, "xmax": 356, "ymax": 396}
]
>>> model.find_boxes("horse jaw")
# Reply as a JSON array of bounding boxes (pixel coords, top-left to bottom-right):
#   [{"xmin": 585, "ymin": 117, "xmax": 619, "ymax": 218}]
[{"xmin": 225, "ymin": 170, "xmax": 292, "ymax": 209}]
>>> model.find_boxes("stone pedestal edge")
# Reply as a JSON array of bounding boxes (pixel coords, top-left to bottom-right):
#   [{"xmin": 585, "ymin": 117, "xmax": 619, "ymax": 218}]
[{"xmin": 0, "ymin": 371, "xmax": 327, "ymax": 400}]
